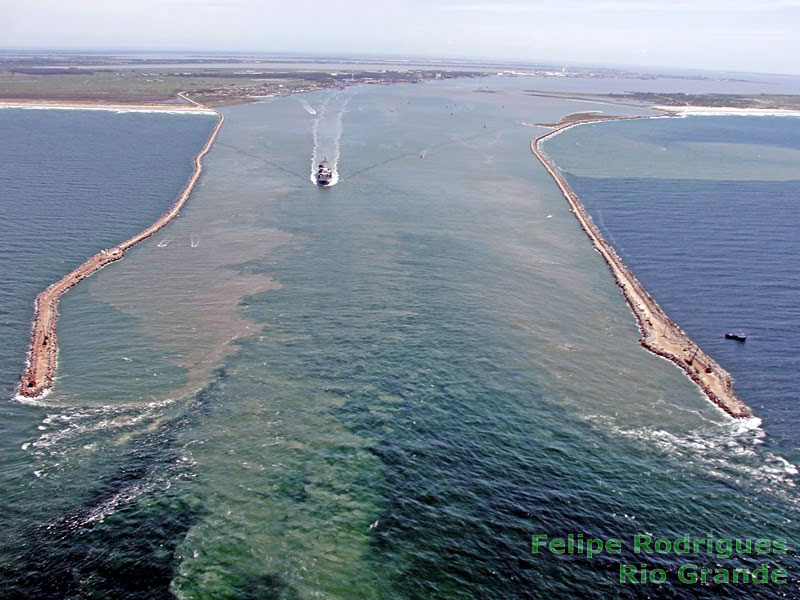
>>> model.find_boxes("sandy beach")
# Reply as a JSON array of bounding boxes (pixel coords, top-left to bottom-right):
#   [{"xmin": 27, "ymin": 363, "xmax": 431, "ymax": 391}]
[
  {"xmin": 656, "ymin": 105, "xmax": 800, "ymax": 117},
  {"xmin": 0, "ymin": 99, "xmax": 216, "ymax": 114},
  {"xmin": 531, "ymin": 117, "xmax": 752, "ymax": 419},
  {"xmin": 17, "ymin": 106, "xmax": 224, "ymax": 399}
]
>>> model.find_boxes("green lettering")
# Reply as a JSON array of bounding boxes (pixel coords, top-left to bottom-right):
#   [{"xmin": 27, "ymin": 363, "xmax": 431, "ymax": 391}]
[
  {"xmin": 752, "ymin": 565, "xmax": 769, "ymax": 584},
  {"xmin": 773, "ymin": 538, "xmax": 788, "ymax": 554},
  {"xmin": 673, "ymin": 534, "xmax": 690, "ymax": 554},
  {"xmin": 732, "ymin": 568, "xmax": 750, "ymax": 583},
  {"xmin": 549, "ymin": 538, "xmax": 565, "ymax": 554},
  {"xmin": 654, "ymin": 538, "xmax": 671, "ymax": 554},
  {"xmin": 586, "ymin": 539, "xmax": 603, "ymax": 558},
  {"xmin": 754, "ymin": 539, "xmax": 772, "ymax": 554},
  {"xmin": 715, "ymin": 538, "xmax": 732, "ymax": 559},
  {"xmin": 650, "ymin": 569, "xmax": 666, "ymax": 583},
  {"xmin": 606, "ymin": 538, "xmax": 622, "ymax": 554},
  {"xmin": 633, "ymin": 535, "xmax": 652, "ymax": 553},
  {"xmin": 771, "ymin": 568, "xmax": 788, "ymax": 584},
  {"xmin": 531, "ymin": 534, "xmax": 548, "ymax": 554},
  {"xmin": 678, "ymin": 564, "xmax": 698, "ymax": 584},
  {"xmin": 619, "ymin": 564, "xmax": 639, "ymax": 583}
]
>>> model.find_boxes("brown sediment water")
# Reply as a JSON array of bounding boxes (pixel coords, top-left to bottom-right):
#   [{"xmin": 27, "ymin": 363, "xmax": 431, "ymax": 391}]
[
  {"xmin": 531, "ymin": 117, "xmax": 753, "ymax": 419},
  {"xmin": 17, "ymin": 105, "xmax": 224, "ymax": 399}
]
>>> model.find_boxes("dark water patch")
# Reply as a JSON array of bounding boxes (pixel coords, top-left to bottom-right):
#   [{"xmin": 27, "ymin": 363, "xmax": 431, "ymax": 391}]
[
  {"xmin": 362, "ymin": 404, "xmax": 800, "ymax": 599},
  {"xmin": 568, "ymin": 174, "xmax": 800, "ymax": 455},
  {"xmin": 0, "ymin": 366, "xmax": 236, "ymax": 598},
  {"xmin": 0, "ymin": 494, "xmax": 199, "ymax": 600}
]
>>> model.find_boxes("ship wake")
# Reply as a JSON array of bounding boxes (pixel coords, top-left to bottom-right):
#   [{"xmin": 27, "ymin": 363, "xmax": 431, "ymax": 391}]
[
  {"xmin": 296, "ymin": 98, "xmax": 317, "ymax": 115},
  {"xmin": 309, "ymin": 91, "xmax": 351, "ymax": 187}
]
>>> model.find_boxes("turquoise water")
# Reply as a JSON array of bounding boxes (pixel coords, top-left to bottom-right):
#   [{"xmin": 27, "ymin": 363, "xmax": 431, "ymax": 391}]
[{"xmin": 1, "ymin": 84, "xmax": 799, "ymax": 598}]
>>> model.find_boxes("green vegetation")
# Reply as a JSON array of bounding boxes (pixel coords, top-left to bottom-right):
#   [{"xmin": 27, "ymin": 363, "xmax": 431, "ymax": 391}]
[{"xmin": 0, "ymin": 56, "xmax": 482, "ymax": 106}]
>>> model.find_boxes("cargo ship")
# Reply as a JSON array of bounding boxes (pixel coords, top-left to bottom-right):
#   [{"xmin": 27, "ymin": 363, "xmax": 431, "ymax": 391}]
[{"xmin": 316, "ymin": 159, "xmax": 333, "ymax": 186}]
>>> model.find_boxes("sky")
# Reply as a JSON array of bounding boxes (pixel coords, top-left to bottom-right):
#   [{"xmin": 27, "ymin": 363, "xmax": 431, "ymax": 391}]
[{"xmin": 3, "ymin": 0, "xmax": 800, "ymax": 75}]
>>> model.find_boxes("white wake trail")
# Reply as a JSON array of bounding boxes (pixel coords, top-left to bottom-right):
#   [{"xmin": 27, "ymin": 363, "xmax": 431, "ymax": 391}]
[
  {"xmin": 309, "ymin": 92, "xmax": 351, "ymax": 187},
  {"xmin": 297, "ymin": 98, "xmax": 317, "ymax": 115}
]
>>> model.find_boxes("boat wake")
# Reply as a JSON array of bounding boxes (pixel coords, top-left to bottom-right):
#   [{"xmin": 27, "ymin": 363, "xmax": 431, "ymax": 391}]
[
  {"xmin": 296, "ymin": 98, "xmax": 317, "ymax": 115},
  {"xmin": 309, "ymin": 92, "xmax": 351, "ymax": 187}
]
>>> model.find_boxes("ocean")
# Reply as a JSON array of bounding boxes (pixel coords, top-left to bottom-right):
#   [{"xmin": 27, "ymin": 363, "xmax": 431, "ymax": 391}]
[
  {"xmin": 0, "ymin": 80, "xmax": 798, "ymax": 598},
  {"xmin": 544, "ymin": 115, "xmax": 800, "ymax": 454}
]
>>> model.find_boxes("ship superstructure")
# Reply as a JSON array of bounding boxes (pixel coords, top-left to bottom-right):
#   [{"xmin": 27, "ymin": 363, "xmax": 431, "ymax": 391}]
[{"xmin": 316, "ymin": 159, "xmax": 333, "ymax": 186}]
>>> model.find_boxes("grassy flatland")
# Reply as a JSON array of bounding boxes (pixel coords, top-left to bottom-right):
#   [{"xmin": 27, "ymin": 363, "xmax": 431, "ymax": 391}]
[{"xmin": 0, "ymin": 57, "xmax": 481, "ymax": 106}]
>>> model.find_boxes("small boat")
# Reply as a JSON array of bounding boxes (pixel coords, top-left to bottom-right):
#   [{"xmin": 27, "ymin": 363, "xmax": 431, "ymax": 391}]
[
  {"xmin": 316, "ymin": 159, "xmax": 333, "ymax": 186},
  {"xmin": 725, "ymin": 332, "xmax": 747, "ymax": 342}
]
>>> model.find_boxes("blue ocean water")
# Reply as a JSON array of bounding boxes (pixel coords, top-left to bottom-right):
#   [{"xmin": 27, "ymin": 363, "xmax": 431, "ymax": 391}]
[{"xmin": 548, "ymin": 116, "xmax": 800, "ymax": 454}]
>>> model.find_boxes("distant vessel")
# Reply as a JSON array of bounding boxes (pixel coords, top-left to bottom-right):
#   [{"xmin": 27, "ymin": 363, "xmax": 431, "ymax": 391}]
[
  {"xmin": 725, "ymin": 331, "xmax": 747, "ymax": 342},
  {"xmin": 316, "ymin": 159, "xmax": 333, "ymax": 186}
]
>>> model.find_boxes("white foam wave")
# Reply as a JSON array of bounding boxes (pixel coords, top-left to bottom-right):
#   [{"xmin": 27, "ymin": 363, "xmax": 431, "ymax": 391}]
[
  {"xmin": 31, "ymin": 410, "xmax": 159, "ymax": 451},
  {"xmin": 586, "ymin": 414, "xmax": 798, "ymax": 502},
  {"xmin": 731, "ymin": 416, "xmax": 764, "ymax": 434},
  {"xmin": 22, "ymin": 396, "xmax": 178, "ymax": 460},
  {"xmin": 13, "ymin": 388, "xmax": 51, "ymax": 405}
]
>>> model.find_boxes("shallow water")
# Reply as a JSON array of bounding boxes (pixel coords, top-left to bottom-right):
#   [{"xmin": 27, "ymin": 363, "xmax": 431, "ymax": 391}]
[{"xmin": 1, "ymin": 82, "xmax": 799, "ymax": 598}]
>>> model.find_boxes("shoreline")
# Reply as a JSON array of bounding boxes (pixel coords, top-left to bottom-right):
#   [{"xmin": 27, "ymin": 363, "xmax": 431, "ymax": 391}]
[
  {"xmin": 17, "ymin": 104, "xmax": 225, "ymax": 399},
  {"xmin": 531, "ymin": 116, "xmax": 753, "ymax": 419},
  {"xmin": 653, "ymin": 105, "xmax": 800, "ymax": 117}
]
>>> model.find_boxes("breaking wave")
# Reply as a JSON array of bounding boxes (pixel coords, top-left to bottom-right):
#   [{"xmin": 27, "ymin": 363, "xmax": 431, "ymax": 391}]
[{"xmin": 586, "ymin": 413, "xmax": 799, "ymax": 505}]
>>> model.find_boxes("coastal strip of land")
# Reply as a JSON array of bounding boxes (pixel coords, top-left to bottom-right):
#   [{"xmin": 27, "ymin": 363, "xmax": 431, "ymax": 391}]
[
  {"xmin": 17, "ymin": 105, "xmax": 224, "ymax": 399},
  {"xmin": 0, "ymin": 99, "xmax": 216, "ymax": 114},
  {"xmin": 531, "ymin": 117, "xmax": 752, "ymax": 419}
]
